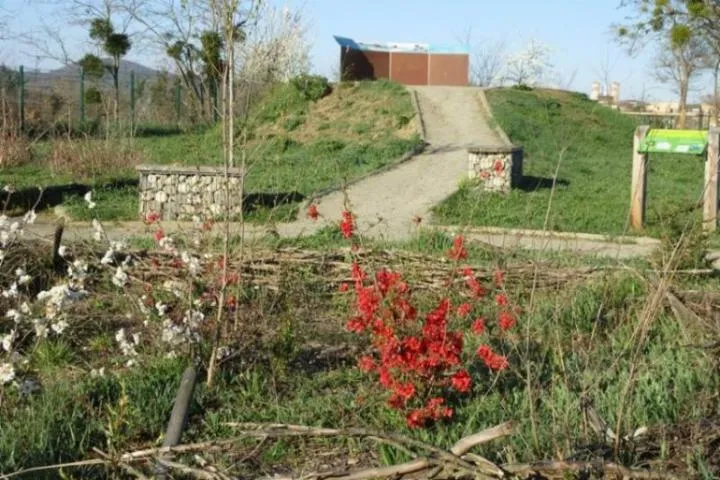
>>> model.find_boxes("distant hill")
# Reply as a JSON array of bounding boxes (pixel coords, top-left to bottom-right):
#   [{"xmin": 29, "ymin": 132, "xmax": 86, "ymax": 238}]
[{"xmin": 24, "ymin": 59, "xmax": 172, "ymax": 89}]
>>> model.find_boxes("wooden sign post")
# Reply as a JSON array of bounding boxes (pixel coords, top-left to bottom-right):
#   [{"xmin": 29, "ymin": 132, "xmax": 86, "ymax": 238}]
[
  {"xmin": 631, "ymin": 126, "xmax": 720, "ymax": 233},
  {"xmin": 704, "ymin": 127, "xmax": 720, "ymax": 232},
  {"xmin": 630, "ymin": 126, "xmax": 649, "ymax": 230}
]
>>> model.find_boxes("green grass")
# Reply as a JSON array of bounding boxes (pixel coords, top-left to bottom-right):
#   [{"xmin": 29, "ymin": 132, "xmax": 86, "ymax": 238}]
[
  {"xmin": 1, "ymin": 258, "xmax": 718, "ymax": 476},
  {"xmin": 433, "ymin": 88, "xmax": 707, "ymax": 237},
  {"xmin": 1, "ymin": 79, "xmax": 420, "ymax": 222}
]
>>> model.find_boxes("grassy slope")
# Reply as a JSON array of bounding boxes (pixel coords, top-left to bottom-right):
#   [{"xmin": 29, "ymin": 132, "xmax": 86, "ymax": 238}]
[
  {"xmin": 433, "ymin": 88, "xmax": 706, "ymax": 236},
  {"xmin": 1, "ymin": 80, "xmax": 420, "ymax": 221}
]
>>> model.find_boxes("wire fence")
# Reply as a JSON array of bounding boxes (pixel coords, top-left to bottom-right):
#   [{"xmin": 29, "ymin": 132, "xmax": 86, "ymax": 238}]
[
  {"xmin": 621, "ymin": 111, "xmax": 716, "ymax": 130},
  {"xmin": 0, "ymin": 64, "xmax": 224, "ymax": 135}
]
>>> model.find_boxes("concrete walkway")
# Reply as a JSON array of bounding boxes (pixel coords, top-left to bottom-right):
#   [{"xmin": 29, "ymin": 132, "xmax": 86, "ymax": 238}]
[{"xmin": 276, "ymin": 86, "xmax": 506, "ymax": 241}]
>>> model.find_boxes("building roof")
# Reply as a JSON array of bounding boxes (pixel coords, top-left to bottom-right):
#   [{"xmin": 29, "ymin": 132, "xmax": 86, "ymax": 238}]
[{"xmin": 333, "ymin": 35, "xmax": 469, "ymax": 55}]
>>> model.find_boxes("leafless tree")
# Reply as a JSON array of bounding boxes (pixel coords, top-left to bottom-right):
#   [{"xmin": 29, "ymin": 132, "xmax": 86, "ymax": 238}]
[
  {"xmin": 652, "ymin": 34, "xmax": 712, "ymax": 128},
  {"xmin": 456, "ymin": 26, "xmax": 506, "ymax": 87},
  {"xmin": 593, "ymin": 47, "xmax": 621, "ymax": 96}
]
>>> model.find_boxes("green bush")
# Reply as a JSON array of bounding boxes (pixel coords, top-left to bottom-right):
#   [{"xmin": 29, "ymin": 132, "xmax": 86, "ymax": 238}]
[{"xmin": 290, "ymin": 74, "xmax": 331, "ymax": 102}]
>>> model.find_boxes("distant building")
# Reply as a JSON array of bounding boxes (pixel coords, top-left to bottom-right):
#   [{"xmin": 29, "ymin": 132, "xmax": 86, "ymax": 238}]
[
  {"xmin": 334, "ymin": 36, "xmax": 469, "ymax": 86},
  {"xmin": 589, "ymin": 81, "xmax": 620, "ymax": 107}
]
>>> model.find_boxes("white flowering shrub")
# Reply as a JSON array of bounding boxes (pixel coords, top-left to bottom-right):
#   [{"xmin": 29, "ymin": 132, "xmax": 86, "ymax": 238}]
[{"xmin": 0, "ymin": 189, "xmax": 233, "ymax": 391}]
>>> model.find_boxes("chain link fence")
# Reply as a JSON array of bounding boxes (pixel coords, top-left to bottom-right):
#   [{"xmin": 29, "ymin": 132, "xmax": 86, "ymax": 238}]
[{"xmin": 0, "ymin": 64, "xmax": 224, "ymax": 136}]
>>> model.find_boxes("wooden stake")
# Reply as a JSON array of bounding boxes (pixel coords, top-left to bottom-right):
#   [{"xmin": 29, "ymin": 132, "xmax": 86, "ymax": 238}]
[
  {"xmin": 631, "ymin": 126, "xmax": 650, "ymax": 230},
  {"xmin": 703, "ymin": 127, "xmax": 720, "ymax": 232}
]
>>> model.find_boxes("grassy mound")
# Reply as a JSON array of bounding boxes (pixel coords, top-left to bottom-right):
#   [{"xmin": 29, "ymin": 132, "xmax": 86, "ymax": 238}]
[
  {"xmin": 433, "ymin": 88, "xmax": 706, "ymax": 236},
  {"xmin": 1, "ymin": 78, "xmax": 421, "ymax": 222}
]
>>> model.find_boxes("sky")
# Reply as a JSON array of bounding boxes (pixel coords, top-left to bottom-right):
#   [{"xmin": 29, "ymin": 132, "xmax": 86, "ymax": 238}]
[{"xmin": 0, "ymin": 0, "xmax": 714, "ymax": 103}]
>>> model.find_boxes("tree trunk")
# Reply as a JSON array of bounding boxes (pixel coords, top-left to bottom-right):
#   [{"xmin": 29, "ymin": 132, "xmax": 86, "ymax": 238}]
[
  {"xmin": 714, "ymin": 59, "xmax": 720, "ymax": 125},
  {"xmin": 678, "ymin": 71, "xmax": 689, "ymax": 129},
  {"xmin": 113, "ymin": 60, "xmax": 120, "ymax": 124}
]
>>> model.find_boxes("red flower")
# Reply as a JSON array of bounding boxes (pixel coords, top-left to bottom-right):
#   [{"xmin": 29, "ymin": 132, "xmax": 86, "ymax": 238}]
[
  {"xmin": 493, "ymin": 160, "xmax": 504, "ymax": 174},
  {"xmin": 486, "ymin": 353, "xmax": 509, "ymax": 371},
  {"xmin": 498, "ymin": 311, "xmax": 516, "ymax": 330},
  {"xmin": 144, "ymin": 212, "xmax": 160, "ymax": 224},
  {"xmin": 448, "ymin": 235, "xmax": 467, "ymax": 261},
  {"xmin": 338, "ymin": 283, "xmax": 350, "ymax": 293},
  {"xmin": 495, "ymin": 293, "xmax": 509, "ymax": 307},
  {"xmin": 393, "ymin": 382, "xmax": 416, "ymax": 402},
  {"xmin": 451, "ymin": 370, "xmax": 472, "ymax": 393},
  {"xmin": 340, "ymin": 211, "xmax": 355, "ymax": 238},
  {"xmin": 351, "ymin": 262, "xmax": 366, "ymax": 283},
  {"xmin": 457, "ymin": 302, "xmax": 472, "ymax": 317},
  {"xmin": 307, "ymin": 203, "xmax": 320, "ymax": 220},
  {"xmin": 406, "ymin": 409, "xmax": 426, "ymax": 428},
  {"xmin": 464, "ymin": 268, "xmax": 486, "ymax": 298},
  {"xmin": 471, "ymin": 318, "xmax": 485, "ymax": 335},
  {"xmin": 154, "ymin": 228, "xmax": 165, "ymax": 242},
  {"xmin": 477, "ymin": 345, "xmax": 508, "ymax": 371},
  {"xmin": 358, "ymin": 356, "xmax": 376, "ymax": 373},
  {"xmin": 346, "ymin": 317, "xmax": 366, "ymax": 333}
]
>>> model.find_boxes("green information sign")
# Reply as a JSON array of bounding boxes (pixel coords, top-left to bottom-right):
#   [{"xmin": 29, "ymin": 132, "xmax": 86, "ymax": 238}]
[{"xmin": 638, "ymin": 129, "xmax": 708, "ymax": 155}]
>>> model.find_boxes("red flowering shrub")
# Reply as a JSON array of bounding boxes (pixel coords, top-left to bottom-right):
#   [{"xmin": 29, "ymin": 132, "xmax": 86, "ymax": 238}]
[
  {"xmin": 307, "ymin": 203, "xmax": 320, "ymax": 220},
  {"xmin": 340, "ymin": 213, "xmax": 518, "ymax": 428},
  {"xmin": 340, "ymin": 211, "xmax": 355, "ymax": 238}
]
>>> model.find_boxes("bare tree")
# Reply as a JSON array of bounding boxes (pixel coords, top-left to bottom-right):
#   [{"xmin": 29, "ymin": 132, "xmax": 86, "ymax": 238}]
[
  {"xmin": 593, "ymin": 47, "xmax": 621, "ymax": 96},
  {"xmin": 652, "ymin": 34, "xmax": 711, "ymax": 128},
  {"xmin": 455, "ymin": 26, "xmax": 506, "ymax": 87}
]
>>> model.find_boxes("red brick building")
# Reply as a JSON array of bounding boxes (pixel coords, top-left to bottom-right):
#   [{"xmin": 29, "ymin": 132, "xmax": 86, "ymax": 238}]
[{"xmin": 334, "ymin": 36, "xmax": 469, "ymax": 86}]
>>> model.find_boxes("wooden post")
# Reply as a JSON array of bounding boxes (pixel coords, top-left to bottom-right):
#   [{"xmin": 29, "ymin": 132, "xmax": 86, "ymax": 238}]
[
  {"xmin": 703, "ymin": 127, "xmax": 720, "ymax": 232},
  {"xmin": 631, "ymin": 125, "xmax": 650, "ymax": 230}
]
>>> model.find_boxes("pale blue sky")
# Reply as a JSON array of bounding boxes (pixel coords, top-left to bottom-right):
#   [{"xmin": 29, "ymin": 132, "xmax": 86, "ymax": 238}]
[{"xmin": 1, "ymin": 0, "xmax": 711, "ymax": 102}]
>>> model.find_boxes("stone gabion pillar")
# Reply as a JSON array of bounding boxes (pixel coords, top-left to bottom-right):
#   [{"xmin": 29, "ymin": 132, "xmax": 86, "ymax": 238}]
[
  {"xmin": 467, "ymin": 146, "xmax": 524, "ymax": 193},
  {"xmin": 136, "ymin": 164, "xmax": 245, "ymax": 221}
]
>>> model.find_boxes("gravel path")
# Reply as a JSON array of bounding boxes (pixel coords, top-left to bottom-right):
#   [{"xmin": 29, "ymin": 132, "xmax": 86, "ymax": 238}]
[{"xmin": 277, "ymin": 86, "xmax": 505, "ymax": 241}]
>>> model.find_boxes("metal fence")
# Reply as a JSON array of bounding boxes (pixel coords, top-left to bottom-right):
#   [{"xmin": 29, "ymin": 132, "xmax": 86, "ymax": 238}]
[
  {"xmin": 621, "ymin": 111, "xmax": 715, "ymax": 130},
  {"xmin": 0, "ymin": 64, "xmax": 221, "ymax": 135}
]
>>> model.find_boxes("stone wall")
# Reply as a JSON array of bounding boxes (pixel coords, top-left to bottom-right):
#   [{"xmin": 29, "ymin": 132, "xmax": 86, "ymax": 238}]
[
  {"xmin": 467, "ymin": 146, "xmax": 523, "ymax": 193},
  {"xmin": 136, "ymin": 165, "xmax": 244, "ymax": 221}
]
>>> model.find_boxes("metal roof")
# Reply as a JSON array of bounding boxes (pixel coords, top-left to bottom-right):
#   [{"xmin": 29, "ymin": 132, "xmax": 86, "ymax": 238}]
[{"xmin": 333, "ymin": 35, "xmax": 469, "ymax": 55}]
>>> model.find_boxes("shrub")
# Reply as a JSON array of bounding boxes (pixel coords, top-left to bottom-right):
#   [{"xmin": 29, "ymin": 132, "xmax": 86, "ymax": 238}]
[
  {"xmin": 48, "ymin": 139, "xmax": 143, "ymax": 182},
  {"xmin": 290, "ymin": 74, "xmax": 331, "ymax": 102},
  {"xmin": 0, "ymin": 131, "xmax": 32, "ymax": 169},
  {"xmin": 315, "ymin": 208, "xmax": 518, "ymax": 429}
]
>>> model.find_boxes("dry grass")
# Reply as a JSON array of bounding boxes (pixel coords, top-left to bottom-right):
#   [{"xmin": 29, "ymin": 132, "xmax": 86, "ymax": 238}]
[
  {"xmin": 0, "ymin": 131, "xmax": 33, "ymax": 168},
  {"xmin": 47, "ymin": 138, "xmax": 144, "ymax": 182}
]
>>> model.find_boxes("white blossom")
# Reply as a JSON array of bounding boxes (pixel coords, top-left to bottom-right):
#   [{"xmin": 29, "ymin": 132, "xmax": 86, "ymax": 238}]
[
  {"xmin": 51, "ymin": 320, "xmax": 69, "ymax": 335},
  {"xmin": 16, "ymin": 268, "xmax": 31, "ymax": 285},
  {"xmin": 2, "ymin": 282, "xmax": 18, "ymax": 299},
  {"xmin": 84, "ymin": 191, "xmax": 96, "ymax": 209},
  {"xmin": 112, "ymin": 267, "xmax": 128, "ymax": 287},
  {"xmin": 5, "ymin": 309, "xmax": 21, "ymax": 323},
  {"xmin": 2, "ymin": 329, "xmax": 16, "ymax": 352},
  {"xmin": 20, "ymin": 302, "xmax": 31, "ymax": 314},
  {"xmin": 23, "ymin": 210, "xmax": 37, "ymax": 225},
  {"xmin": 181, "ymin": 252, "xmax": 202, "ymax": 276},
  {"xmin": 90, "ymin": 367, "xmax": 105, "ymax": 378},
  {"xmin": 0, "ymin": 362, "xmax": 15, "ymax": 384},
  {"xmin": 92, "ymin": 219, "xmax": 104, "ymax": 241},
  {"xmin": 155, "ymin": 302, "xmax": 168, "ymax": 316},
  {"xmin": 58, "ymin": 245, "xmax": 68, "ymax": 258},
  {"xmin": 33, "ymin": 319, "xmax": 49, "ymax": 339}
]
